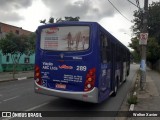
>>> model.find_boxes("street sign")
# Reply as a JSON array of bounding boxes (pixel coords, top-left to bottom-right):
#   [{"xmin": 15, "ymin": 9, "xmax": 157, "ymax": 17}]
[{"xmin": 139, "ymin": 33, "xmax": 148, "ymax": 45}]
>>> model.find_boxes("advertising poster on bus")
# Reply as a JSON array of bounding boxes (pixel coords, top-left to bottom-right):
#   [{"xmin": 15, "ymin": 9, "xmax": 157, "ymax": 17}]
[{"xmin": 40, "ymin": 26, "xmax": 90, "ymax": 51}]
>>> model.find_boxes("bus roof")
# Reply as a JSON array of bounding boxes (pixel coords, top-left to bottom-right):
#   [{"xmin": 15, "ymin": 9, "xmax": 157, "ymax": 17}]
[
  {"xmin": 38, "ymin": 21, "xmax": 98, "ymax": 29},
  {"xmin": 37, "ymin": 21, "xmax": 130, "ymax": 52}
]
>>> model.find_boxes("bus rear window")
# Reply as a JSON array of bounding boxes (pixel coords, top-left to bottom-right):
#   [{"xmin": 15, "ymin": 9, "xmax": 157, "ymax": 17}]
[{"xmin": 40, "ymin": 26, "xmax": 90, "ymax": 51}]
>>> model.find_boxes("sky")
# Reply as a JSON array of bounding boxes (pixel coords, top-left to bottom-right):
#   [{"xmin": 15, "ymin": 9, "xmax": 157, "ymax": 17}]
[{"xmin": 0, "ymin": 0, "xmax": 159, "ymax": 49}]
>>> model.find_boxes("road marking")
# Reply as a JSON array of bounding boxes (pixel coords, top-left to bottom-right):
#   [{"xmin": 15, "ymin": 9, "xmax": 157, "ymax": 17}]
[
  {"xmin": 18, "ymin": 77, "xmax": 27, "ymax": 80},
  {"xmin": 3, "ymin": 96, "xmax": 19, "ymax": 102},
  {"xmin": 133, "ymin": 92, "xmax": 137, "ymax": 96},
  {"xmin": 25, "ymin": 102, "xmax": 49, "ymax": 111},
  {"xmin": 135, "ymin": 84, "xmax": 138, "ymax": 88},
  {"xmin": 129, "ymin": 104, "xmax": 135, "ymax": 111}
]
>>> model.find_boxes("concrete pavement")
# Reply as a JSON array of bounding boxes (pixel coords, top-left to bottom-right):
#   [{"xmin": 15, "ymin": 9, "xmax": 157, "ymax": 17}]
[
  {"xmin": 0, "ymin": 71, "xmax": 34, "ymax": 82},
  {"xmin": 127, "ymin": 67, "xmax": 160, "ymax": 120}
]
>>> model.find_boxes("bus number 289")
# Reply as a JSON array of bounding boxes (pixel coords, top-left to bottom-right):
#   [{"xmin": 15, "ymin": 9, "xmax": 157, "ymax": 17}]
[{"xmin": 76, "ymin": 66, "xmax": 87, "ymax": 71}]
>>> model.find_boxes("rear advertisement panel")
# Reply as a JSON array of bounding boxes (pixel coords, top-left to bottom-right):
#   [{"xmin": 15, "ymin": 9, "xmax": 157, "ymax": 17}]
[{"xmin": 40, "ymin": 26, "xmax": 90, "ymax": 51}]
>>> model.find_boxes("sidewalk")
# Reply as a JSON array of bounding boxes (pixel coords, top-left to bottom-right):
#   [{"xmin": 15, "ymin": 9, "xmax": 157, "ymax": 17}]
[
  {"xmin": 0, "ymin": 71, "xmax": 34, "ymax": 82},
  {"xmin": 128, "ymin": 68, "xmax": 160, "ymax": 120}
]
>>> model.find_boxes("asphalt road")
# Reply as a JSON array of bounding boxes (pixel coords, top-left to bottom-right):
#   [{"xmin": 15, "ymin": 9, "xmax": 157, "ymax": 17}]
[{"xmin": 0, "ymin": 64, "xmax": 139, "ymax": 120}]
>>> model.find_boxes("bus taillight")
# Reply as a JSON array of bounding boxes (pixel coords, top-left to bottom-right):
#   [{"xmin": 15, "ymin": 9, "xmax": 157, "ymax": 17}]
[
  {"xmin": 34, "ymin": 65, "xmax": 42, "ymax": 85},
  {"xmin": 84, "ymin": 68, "xmax": 96, "ymax": 92}
]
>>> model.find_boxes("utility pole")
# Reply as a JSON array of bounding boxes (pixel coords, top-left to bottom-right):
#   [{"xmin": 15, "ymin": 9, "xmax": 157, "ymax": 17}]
[{"xmin": 139, "ymin": 0, "xmax": 148, "ymax": 90}]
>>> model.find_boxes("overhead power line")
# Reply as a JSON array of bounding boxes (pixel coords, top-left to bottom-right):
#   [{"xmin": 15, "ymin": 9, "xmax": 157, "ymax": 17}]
[
  {"xmin": 136, "ymin": 0, "xmax": 140, "ymax": 8},
  {"xmin": 108, "ymin": 0, "xmax": 131, "ymax": 22},
  {"xmin": 127, "ymin": 0, "xmax": 143, "ymax": 18},
  {"xmin": 127, "ymin": 0, "xmax": 138, "ymax": 8},
  {"xmin": 128, "ymin": 0, "xmax": 140, "ymax": 9}
]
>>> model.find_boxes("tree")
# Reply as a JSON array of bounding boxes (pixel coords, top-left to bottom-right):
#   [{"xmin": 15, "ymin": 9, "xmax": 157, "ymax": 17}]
[
  {"xmin": 148, "ymin": 2, "xmax": 160, "ymax": 42},
  {"xmin": 25, "ymin": 33, "xmax": 36, "ymax": 56},
  {"xmin": 129, "ymin": 37, "xmax": 160, "ymax": 64},
  {"xmin": 129, "ymin": 37, "xmax": 141, "ymax": 62},
  {"xmin": 132, "ymin": 2, "xmax": 160, "ymax": 40},
  {"xmin": 64, "ymin": 16, "xmax": 80, "ymax": 21},
  {"xmin": 130, "ymin": 1, "xmax": 160, "ymax": 65},
  {"xmin": 40, "ymin": 16, "xmax": 80, "ymax": 24},
  {"xmin": 0, "ymin": 32, "xmax": 35, "ymax": 78},
  {"xmin": 40, "ymin": 19, "xmax": 46, "ymax": 24},
  {"xmin": 147, "ymin": 37, "xmax": 160, "ymax": 65}
]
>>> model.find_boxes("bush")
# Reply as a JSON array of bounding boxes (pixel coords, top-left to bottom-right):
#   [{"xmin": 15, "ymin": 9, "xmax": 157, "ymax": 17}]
[{"xmin": 127, "ymin": 95, "xmax": 138, "ymax": 105}]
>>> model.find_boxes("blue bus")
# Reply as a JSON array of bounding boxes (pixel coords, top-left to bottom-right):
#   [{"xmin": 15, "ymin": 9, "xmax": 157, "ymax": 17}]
[{"xmin": 34, "ymin": 22, "xmax": 130, "ymax": 103}]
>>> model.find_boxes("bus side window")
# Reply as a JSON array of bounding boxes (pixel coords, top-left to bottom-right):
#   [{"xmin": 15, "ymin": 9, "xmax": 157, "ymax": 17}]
[
  {"xmin": 122, "ymin": 48, "xmax": 126, "ymax": 62},
  {"xmin": 100, "ymin": 33, "xmax": 110, "ymax": 63},
  {"xmin": 106, "ymin": 37, "xmax": 110, "ymax": 62},
  {"xmin": 120, "ymin": 47, "xmax": 123, "ymax": 62},
  {"xmin": 116, "ymin": 45, "xmax": 120, "ymax": 62}
]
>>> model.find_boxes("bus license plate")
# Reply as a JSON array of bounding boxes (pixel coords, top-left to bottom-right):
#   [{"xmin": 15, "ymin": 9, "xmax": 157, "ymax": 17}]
[{"xmin": 55, "ymin": 84, "xmax": 66, "ymax": 89}]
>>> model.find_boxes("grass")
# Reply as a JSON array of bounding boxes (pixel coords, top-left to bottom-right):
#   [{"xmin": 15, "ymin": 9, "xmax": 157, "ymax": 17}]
[{"xmin": 127, "ymin": 95, "xmax": 138, "ymax": 105}]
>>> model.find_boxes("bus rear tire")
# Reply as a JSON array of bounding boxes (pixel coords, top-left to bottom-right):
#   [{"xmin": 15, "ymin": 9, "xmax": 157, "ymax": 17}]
[{"xmin": 112, "ymin": 81, "xmax": 118, "ymax": 97}]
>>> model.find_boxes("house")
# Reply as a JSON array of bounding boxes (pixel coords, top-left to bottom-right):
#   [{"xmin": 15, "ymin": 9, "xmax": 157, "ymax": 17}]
[{"xmin": 0, "ymin": 22, "xmax": 35, "ymax": 72}]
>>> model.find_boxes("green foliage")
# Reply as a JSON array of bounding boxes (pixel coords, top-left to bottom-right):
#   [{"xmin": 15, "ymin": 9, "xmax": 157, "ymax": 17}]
[
  {"xmin": 40, "ymin": 19, "xmax": 47, "ymax": 24},
  {"xmin": 148, "ymin": 2, "xmax": 160, "ymax": 41},
  {"xmin": 0, "ymin": 32, "xmax": 35, "ymax": 78},
  {"xmin": 127, "ymin": 95, "xmax": 138, "ymax": 105},
  {"xmin": 130, "ymin": 51, "xmax": 140, "ymax": 63},
  {"xmin": 129, "ymin": 37, "xmax": 140, "ymax": 53},
  {"xmin": 147, "ymin": 38, "xmax": 160, "ymax": 64},
  {"xmin": 131, "ymin": 10, "xmax": 143, "ymax": 35},
  {"xmin": 0, "ymin": 33, "xmax": 18, "ymax": 55},
  {"xmin": 64, "ymin": 16, "xmax": 80, "ymax": 21},
  {"xmin": 48, "ymin": 17, "xmax": 54, "ymax": 23},
  {"xmin": 25, "ymin": 33, "xmax": 36, "ymax": 55},
  {"xmin": 0, "ymin": 32, "xmax": 35, "ymax": 57},
  {"xmin": 129, "ymin": 37, "xmax": 141, "ymax": 62},
  {"xmin": 132, "ymin": 2, "xmax": 160, "ymax": 40},
  {"xmin": 130, "ymin": 1, "xmax": 160, "ymax": 64},
  {"xmin": 40, "ymin": 16, "xmax": 80, "ymax": 24},
  {"xmin": 2, "ymin": 64, "xmax": 34, "ymax": 72}
]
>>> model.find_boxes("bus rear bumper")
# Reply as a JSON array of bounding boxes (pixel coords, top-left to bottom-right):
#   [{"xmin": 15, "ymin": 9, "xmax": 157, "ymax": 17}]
[{"xmin": 34, "ymin": 81, "xmax": 99, "ymax": 103}]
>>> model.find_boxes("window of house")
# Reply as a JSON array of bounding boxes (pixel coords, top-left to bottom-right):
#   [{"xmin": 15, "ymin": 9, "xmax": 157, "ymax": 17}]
[
  {"xmin": 6, "ymin": 55, "xmax": 10, "ymax": 62},
  {"xmin": 24, "ymin": 57, "xmax": 30, "ymax": 63}
]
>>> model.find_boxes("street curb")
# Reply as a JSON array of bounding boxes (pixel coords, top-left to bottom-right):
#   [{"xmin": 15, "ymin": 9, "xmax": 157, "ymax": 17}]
[
  {"xmin": 128, "ymin": 71, "xmax": 139, "ymax": 112},
  {"xmin": 0, "ymin": 78, "xmax": 17, "ymax": 82},
  {"xmin": 115, "ymin": 68, "xmax": 139, "ymax": 120},
  {"xmin": 18, "ymin": 77, "xmax": 27, "ymax": 80},
  {"xmin": 129, "ymin": 91, "xmax": 137, "ymax": 111},
  {"xmin": 129, "ymin": 104, "xmax": 134, "ymax": 111}
]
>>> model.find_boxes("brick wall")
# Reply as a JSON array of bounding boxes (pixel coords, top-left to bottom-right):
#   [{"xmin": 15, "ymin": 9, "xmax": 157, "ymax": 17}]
[{"xmin": 0, "ymin": 22, "xmax": 32, "ymax": 36}]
